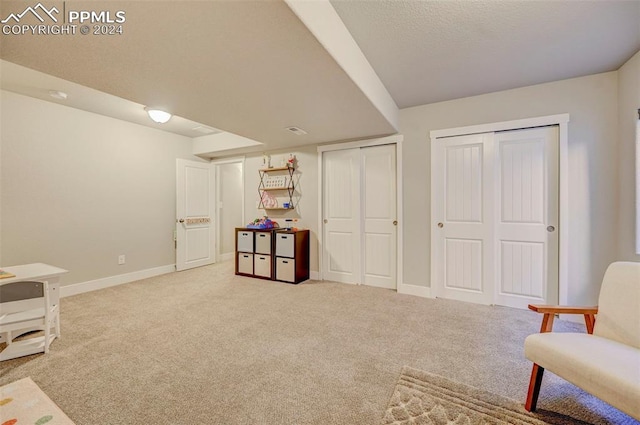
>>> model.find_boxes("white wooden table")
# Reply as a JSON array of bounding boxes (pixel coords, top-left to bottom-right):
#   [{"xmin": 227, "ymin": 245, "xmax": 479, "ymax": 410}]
[{"xmin": 0, "ymin": 263, "xmax": 68, "ymax": 361}]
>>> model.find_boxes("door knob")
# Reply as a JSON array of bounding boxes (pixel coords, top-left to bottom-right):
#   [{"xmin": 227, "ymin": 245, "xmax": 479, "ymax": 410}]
[
  {"xmin": 178, "ymin": 219, "xmax": 185, "ymax": 223},
  {"xmin": 437, "ymin": 222, "xmax": 444, "ymax": 228},
  {"xmin": 393, "ymin": 220, "xmax": 398, "ymax": 225},
  {"xmin": 547, "ymin": 225, "xmax": 555, "ymax": 232},
  {"xmin": 323, "ymin": 219, "xmax": 328, "ymax": 224}
]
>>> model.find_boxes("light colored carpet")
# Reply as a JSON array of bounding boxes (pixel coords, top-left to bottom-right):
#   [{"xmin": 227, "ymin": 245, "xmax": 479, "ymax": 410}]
[
  {"xmin": 0, "ymin": 261, "xmax": 638, "ymax": 424},
  {"xmin": 0, "ymin": 377, "xmax": 75, "ymax": 424},
  {"xmin": 384, "ymin": 367, "xmax": 591, "ymax": 425}
]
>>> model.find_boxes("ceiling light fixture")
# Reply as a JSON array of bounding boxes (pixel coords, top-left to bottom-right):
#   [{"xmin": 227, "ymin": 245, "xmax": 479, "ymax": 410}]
[
  {"xmin": 48, "ymin": 90, "xmax": 68, "ymax": 100},
  {"xmin": 145, "ymin": 107, "xmax": 172, "ymax": 124}
]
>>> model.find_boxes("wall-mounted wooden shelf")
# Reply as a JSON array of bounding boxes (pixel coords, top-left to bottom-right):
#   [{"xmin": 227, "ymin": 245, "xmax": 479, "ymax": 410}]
[
  {"xmin": 258, "ymin": 166, "xmax": 295, "ymax": 210},
  {"xmin": 259, "ymin": 166, "xmax": 291, "ymax": 172}
]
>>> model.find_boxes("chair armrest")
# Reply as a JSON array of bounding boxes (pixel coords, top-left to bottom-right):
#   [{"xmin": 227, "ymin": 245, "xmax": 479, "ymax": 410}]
[
  {"xmin": 528, "ymin": 305, "xmax": 598, "ymax": 314},
  {"xmin": 528, "ymin": 304, "xmax": 598, "ymax": 334}
]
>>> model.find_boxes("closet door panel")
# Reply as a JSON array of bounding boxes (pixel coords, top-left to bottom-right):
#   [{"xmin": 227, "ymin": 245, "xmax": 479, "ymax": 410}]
[{"xmin": 323, "ymin": 149, "xmax": 361, "ymax": 283}]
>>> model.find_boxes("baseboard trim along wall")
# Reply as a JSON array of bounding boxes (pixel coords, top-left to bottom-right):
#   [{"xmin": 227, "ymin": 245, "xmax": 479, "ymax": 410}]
[
  {"xmin": 60, "ymin": 267, "xmax": 429, "ymax": 299},
  {"xmin": 397, "ymin": 283, "xmax": 432, "ymax": 298},
  {"xmin": 219, "ymin": 252, "xmax": 234, "ymax": 262},
  {"xmin": 60, "ymin": 264, "xmax": 176, "ymax": 298}
]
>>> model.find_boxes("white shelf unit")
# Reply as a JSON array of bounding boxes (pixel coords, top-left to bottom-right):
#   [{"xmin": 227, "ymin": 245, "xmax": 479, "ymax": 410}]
[{"xmin": 258, "ymin": 166, "xmax": 295, "ymax": 210}]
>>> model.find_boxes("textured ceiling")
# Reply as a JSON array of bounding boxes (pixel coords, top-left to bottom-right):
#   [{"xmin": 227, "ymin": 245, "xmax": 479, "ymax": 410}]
[
  {"xmin": 0, "ymin": 60, "xmax": 225, "ymax": 139},
  {"xmin": 1, "ymin": 0, "xmax": 639, "ymax": 154},
  {"xmin": 0, "ymin": 1, "xmax": 396, "ymax": 150},
  {"xmin": 331, "ymin": 0, "xmax": 640, "ymax": 108}
]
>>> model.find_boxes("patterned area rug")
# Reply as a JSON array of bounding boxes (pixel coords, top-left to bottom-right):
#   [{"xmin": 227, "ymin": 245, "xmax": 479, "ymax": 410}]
[
  {"xmin": 0, "ymin": 377, "xmax": 75, "ymax": 425},
  {"xmin": 383, "ymin": 367, "xmax": 587, "ymax": 425}
]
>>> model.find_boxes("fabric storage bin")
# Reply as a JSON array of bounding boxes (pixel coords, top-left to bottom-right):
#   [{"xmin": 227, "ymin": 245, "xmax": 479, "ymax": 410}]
[
  {"xmin": 275, "ymin": 233, "xmax": 294, "ymax": 258},
  {"xmin": 255, "ymin": 232, "xmax": 272, "ymax": 255},
  {"xmin": 276, "ymin": 257, "xmax": 295, "ymax": 282},
  {"xmin": 254, "ymin": 255, "xmax": 271, "ymax": 278},
  {"xmin": 237, "ymin": 253, "xmax": 253, "ymax": 274},
  {"xmin": 237, "ymin": 231, "xmax": 253, "ymax": 253}
]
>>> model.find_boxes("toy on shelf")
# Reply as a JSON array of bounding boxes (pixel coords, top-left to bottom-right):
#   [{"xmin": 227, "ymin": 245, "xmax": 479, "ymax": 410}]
[
  {"xmin": 287, "ymin": 154, "xmax": 296, "ymax": 168},
  {"xmin": 246, "ymin": 216, "xmax": 279, "ymax": 229},
  {"xmin": 260, "ymin": 191, "xmax": 278, "ymax": 208},
  {"xmin": 284, "ymin": 218, "xmax": 299, "ymax": 231}
]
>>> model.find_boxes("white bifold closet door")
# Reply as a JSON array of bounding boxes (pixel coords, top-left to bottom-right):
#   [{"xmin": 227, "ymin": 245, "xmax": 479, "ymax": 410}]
[
  {"xmin": 432, "ymin": 133, "xmax": 495, "ymax": 305},
  {"xmin": 323, "ymin": 148, "xmax": 361, "ymax": 284},
  {"xmin": 432, "ymin": 127, "xmax": 559, "ymax": 308},
  {"xmin": 323, "ymin": 144, "xmax": 397, "ymax": 289}
]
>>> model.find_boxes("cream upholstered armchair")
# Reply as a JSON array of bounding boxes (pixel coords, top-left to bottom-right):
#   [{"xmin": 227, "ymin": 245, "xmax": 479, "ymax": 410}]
[{"xmin": 524, "ymin": 261, "xmax": 640, "ymax": 420}]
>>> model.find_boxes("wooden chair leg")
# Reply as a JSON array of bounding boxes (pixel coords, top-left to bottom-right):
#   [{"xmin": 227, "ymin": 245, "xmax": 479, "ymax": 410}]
[
  {"xmin": 525, "ymin": 363, "xmax": 545, "ymax": 412},
  {"xmin": 584, "ymin": 314, "xmax": 595, "ymax": 334},
  {"xmin": 539, "ymin": 313, "xmax": 555, "ymax": 333}
]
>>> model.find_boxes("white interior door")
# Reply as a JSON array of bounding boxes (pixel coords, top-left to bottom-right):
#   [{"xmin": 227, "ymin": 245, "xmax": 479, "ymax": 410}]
[
  {"xmin": 432, "ymin": 127, "xmax": 559, "ymax": 308},
  {"xmin": 216, "ymin": 161, "xmax": 244, "ymax": 262},
  {"xmin": 432, "ymin": 133, "xmax": 494, "ymax": 304},
  {"xmin": 323, "ymin": 149, "xmax": 361, "ymax": 284},
  {"xmin": 322, "ymin": 144, "xmax": 398, "ymax": 288},
  {"xmin": 494, "ymin": 127, "xmax": 559, "ymax": 308},
  {"xmin": 362, "ymin": 145, "xmax": 397, "ymax": 289},
  {"xmin": 176, "ymin": 159, "xmax": 215, "ymax": 271}
]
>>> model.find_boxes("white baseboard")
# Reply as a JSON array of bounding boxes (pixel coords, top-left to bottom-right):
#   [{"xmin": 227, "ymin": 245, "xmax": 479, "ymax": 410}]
[
  {"xmin": 308, "ymin": 273, "xmax": 431, "ymax": 298},
  {"xmin": 60, "ymin": 264, "xmax": 176, "ymax": 298},
  {"xmin": 397, "ymin": 283, "xmax": 432, "ymax": 298},
  {"xmin": 219, "ymin": 252, "xmax": 234, "ymax": 262}
]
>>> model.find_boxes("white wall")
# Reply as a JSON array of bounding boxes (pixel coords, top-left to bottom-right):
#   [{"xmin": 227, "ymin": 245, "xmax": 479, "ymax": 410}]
[
  {"xmin": 617, "ymin": 50, "xmax": 640, "ymax": 261},
  {"xmin": 243, "ymin": 146, "xmax": 319, "ymax": 273},
  {"xmin": 2, "ymin": 65, "xmax": 630, "ymax": 301},
  {"xmin": 400, "ymin": 72, "xmax": 620, "ymax": 305},
  {"xmin": 0, "ymin": 90, "xmax": 198, "ymax": 285}
]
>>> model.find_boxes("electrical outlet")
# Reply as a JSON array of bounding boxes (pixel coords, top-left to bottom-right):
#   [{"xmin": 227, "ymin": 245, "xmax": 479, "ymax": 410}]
[{"xmin": 118, "ymin": 255, "xmax": 125, "ymax": 265}]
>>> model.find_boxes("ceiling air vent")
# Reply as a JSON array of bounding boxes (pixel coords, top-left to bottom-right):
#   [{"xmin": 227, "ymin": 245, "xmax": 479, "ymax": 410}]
[
  {"xmin": 192, "ymin": 126, "xmax": 216, "ymax": 135},
  {"xmin": 286, "ymin": 126, "xmax": 307, "ymax": 136},
  {"xmin": 48, "ymin": 90, "xmax": 68, "ymax": 100}
]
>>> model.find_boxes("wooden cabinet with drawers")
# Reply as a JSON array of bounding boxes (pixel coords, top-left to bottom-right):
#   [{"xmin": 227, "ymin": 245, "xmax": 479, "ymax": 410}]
[
  {"xmin": 274, "ymin": 230, "xmax": 309, "ymax": 284},
  {"xmin": 235, "ymin": 228, "xmax": 309, "ymax": 284},
  {"xmin": 235, "ymin": 228, "xmax": 275, "ymax": 280}
]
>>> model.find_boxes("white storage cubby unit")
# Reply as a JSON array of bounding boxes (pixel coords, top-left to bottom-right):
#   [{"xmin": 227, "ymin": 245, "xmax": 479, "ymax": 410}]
[
  {"xmin": 274, "ymin": 230, "xmax": 309, "ymax": 284},
  {"xmin": 235, "ymin": 228, "xmax": 275, "ymax": 280},
  {"xmin": 235, "ymin": 228, "xmax": 310, "ymax": 284}
]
